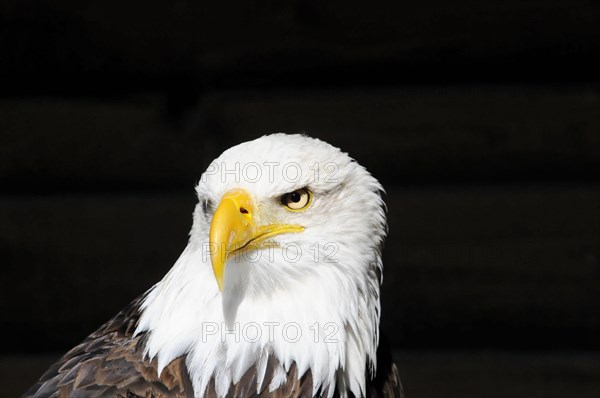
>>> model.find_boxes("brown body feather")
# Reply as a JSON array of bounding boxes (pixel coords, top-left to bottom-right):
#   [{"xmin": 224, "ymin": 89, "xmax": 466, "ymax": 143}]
[{"xmin": 23, "ymin": 296, "xmax": 403, "ymax": 398}]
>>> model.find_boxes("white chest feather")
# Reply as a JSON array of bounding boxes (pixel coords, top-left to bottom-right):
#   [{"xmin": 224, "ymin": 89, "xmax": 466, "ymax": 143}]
[{"xmin": 135, "ymin": 242, "xmax": 380, "ymax": 398}]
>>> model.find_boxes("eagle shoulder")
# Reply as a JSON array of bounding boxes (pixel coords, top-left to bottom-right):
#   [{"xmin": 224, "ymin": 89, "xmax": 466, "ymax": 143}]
[
  {"xmin": 24, "ymin": 297, "xmax": 403, "ymax": 398},
  {"xmin": 366, "ymin": 334, "xmax": 405, "ymax": 398},
  {"xmin": 22, "ymin": 295, "xmax": 194, "ymax": 398}
]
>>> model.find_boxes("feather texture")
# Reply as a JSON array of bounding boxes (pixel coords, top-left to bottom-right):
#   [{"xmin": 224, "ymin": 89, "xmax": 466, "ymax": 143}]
[
  {"xmin": 24, "ymin": 296, "xmax": 402, "ymax": 397},
  {"xmin": 22, "ymin": 296, "xmax": 194, "ymax": 398},
  {"xmin": 24, "ymin": 134, "xmax": 404, "ymax": 398}
]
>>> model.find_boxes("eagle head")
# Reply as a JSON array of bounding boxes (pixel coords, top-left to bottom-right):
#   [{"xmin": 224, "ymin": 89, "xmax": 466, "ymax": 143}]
[{"xmin": 136, "ymin": 134, "xmax": 387, "ymax": 398}]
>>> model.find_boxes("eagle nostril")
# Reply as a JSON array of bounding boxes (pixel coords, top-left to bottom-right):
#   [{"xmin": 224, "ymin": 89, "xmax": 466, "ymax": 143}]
[{"xmin": 239, "ymin": 207, "xmax": 249, "ymax": 214}]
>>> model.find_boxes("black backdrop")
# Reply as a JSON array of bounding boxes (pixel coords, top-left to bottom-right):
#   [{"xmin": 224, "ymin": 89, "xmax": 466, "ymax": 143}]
[{"xmin": 1, "ymin": 1, "xmax": 600, "ymax": 397}]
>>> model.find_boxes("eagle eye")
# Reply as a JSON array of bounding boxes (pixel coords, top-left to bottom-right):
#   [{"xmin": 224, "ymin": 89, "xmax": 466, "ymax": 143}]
[{"xmin": 281, "ymin": 188, "xmax": 311, "ymax": 211}]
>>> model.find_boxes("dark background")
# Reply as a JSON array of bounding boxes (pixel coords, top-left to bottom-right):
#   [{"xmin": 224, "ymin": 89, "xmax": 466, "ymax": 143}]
[{"xmin": 1, "ymin": 1, "xmax": 600, "ymax": 397}]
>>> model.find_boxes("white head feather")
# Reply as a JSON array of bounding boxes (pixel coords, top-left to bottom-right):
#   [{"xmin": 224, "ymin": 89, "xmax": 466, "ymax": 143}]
[{"xmin": 135, "ymin": 134, "xmax": 387, "ymax": 398}]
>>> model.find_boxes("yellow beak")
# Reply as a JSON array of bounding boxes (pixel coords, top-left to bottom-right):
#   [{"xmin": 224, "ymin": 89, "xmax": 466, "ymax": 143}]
[{"xmin": 209, "ymin": 189, "xmax": 304, "ymax": 291}]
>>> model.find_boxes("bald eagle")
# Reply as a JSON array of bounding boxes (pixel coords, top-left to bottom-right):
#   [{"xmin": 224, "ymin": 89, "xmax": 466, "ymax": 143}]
[{"xmin": 24, "ymin": 134, "xmax": 403, "ymax": 398}]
